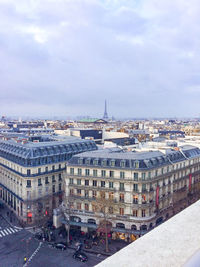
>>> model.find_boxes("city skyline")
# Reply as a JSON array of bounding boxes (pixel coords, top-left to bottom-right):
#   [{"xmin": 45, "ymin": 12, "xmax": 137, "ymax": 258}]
[{"xmin": 1, "ymin": 0, "xmax": 200, "ymax": 117}]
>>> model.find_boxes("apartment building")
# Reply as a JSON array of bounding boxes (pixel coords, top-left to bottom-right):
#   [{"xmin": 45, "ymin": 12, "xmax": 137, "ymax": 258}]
[
  {"xmin": 0, "ymin": 137, "xmax": 97, "ymax": 225},
  {"xmin": 62, "ymin": 146, "xmax": 200, "ymax": 241}
]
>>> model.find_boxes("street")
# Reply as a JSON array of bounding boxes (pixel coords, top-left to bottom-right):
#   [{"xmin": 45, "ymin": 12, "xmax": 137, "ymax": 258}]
[{"xmin": 0, "ymin": 215, "xmax": 106, "ymax": 267}]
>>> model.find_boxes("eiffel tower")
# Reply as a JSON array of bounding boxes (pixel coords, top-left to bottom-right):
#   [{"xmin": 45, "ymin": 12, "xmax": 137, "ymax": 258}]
[{"xmin": 103, "ymin": 100, "xmax": 108, "ymax": 120}]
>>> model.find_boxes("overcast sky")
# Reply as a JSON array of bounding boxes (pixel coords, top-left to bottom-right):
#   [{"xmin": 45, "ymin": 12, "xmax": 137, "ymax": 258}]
[{"xmin": 0, "ymin": 0, "xmax": 200, "ymax": 118}]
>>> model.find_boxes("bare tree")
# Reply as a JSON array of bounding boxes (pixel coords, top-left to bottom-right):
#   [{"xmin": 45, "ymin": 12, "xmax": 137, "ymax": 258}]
[
  {"xmin": 92, "ymin": 191, "xmax": 117, "ymax": 253},
  {"xmin": 60, "ymin": 196, "xmax": 74, "ymax": 245}
]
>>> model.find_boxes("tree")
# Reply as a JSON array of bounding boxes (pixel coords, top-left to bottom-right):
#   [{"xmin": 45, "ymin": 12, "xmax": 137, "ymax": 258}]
[
  {"xmin": 60, "ymin": 196, "xmax": 74, "ymax": 245},
  {"xmin": 92, "ymin": 191, "xmax": 117, "ymax": 253}
]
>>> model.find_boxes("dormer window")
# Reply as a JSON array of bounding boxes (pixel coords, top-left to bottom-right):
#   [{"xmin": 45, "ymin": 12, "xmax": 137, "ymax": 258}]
[
  {"xmin": 86, "ymin": 158, "xmax": 90, "ymax": 165},
  {"xmin": 134, "ymin": 161, "xmax": 139, "ymax": 169},
  {"xmin": 120, "ymin": 160, "xmax": 126, "ymax": 168},
  {"xmin": 110, "ymin": 160, "xmax": 115, "ymax": 167},
  {"xmin": 78, "ymin": 158, "xmax": 83, "ymax": 165},
  {"xmin": 102, "ymin": 160, "xmax": 107, "ymax": 167},
  {"xmin": 93, "ymin": 159, "xmax": 98, "ymax": 165}
]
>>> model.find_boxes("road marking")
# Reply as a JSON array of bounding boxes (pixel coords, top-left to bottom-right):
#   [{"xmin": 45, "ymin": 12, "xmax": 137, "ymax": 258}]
[
  {"xmin": 6, "ymin": 228, "xmax": 12, "ymax": 234},
  {"xmin": 9, "ymin": 228, "xmax": 16, "ymax": 233},
  {"xmin": 1, "ymin": 231, "xmax": 5, "ymax": 236},
  {"xmin": 3, "ymin": 229, "xmax": 9, "ymax": 235}
]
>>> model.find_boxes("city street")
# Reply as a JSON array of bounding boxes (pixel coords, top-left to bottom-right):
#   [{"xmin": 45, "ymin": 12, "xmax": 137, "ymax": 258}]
[{"xmin": 0, "ymin": 215, "xmax": 106, "ymax": 267}]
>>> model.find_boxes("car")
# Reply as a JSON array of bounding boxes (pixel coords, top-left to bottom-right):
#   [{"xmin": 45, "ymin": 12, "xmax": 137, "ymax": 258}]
[
  {"xmin": 54, "ymin": 243, "xmax": 67, "ymax": 250},
  {"xmin": 73, "ymin": 252, "xmax": 88, "ymax": 262}
]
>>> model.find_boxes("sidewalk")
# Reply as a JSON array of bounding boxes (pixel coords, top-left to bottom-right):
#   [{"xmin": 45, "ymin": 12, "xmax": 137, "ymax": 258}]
[
  {"xmin": 53, "ymin": 229, "xmax": 127, "ymax": 256},
  {"xmin": 0, "ymin": 204, "xmax": 23, "ymax": 229}
]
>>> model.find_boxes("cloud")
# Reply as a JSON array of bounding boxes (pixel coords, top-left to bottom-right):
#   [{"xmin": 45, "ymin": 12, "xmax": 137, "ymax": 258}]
[{"xmin": 0, "ymin": 0, "xmax": 200, "ymax": 118}]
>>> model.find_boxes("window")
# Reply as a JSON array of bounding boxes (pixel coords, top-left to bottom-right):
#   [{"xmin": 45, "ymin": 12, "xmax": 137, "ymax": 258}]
[
  {"xmin": 59, "ymin": 164, "xmax": 61, "ymax": 169},
  {"xmin": 45, "ymin": 177, "xmax": 49, "ymax": 184},
  {"xmin": 142, "ymin": 194, "xmax": 146, "ymax": 203},
  {"xmin": 120, "ymin": 161, "xmax": 125, "ymax": 167},
  {"xmin": 109, "ymin": 171, "xmax": 114, "ymax": 178},
  {"xmin": 93, "ymin": 180, "xmax": 97, "ymax": 187},
  {"xmin": 69, "ymin": 178, "xmax": 73, "ymax": 185},
  {"xmin": 155, "ymin": 170, "xmax": 158, "ymax": 176},
  {"xmin": 38, "ymin": 168, "xmax": 41, "ymax": 174},
  {"xmin": 133, "ymin": 183, "xmax": 138, "ymax": 192},
  {"xmin": 142, "ymin": 173, "xmax": 146, "ymax": 180},
  {"xmin": 77, "ymin": 179, "xmax": 81, "ymax": 185},
  {"xmin": 101, "ymin": 170, "xmax": 106, "ymax": 177},
  {"xmin": 102, "ymin": 160, "xmax": 107, "ymax": 166},
  {"xmin": 38, "ymin": 178, "xmax": 42, "ymax": 186},
  {"xmin": 52, "ymin": 175, "xmax": 56, "ymax": 183},
  {"xmin": 142, "ymin": 209, "xmax": 146, "ymax": 217},
  {"xmin": 70, "ymin": 168, "xmax": 74, "ymax": 175},
  {"xmin": 45, "ymin": 166, "xmax": 48, "ymax": 172},
  {"xmin": 52, "ymin": 165, "xmax": 55, "ymax": 171},
  {"xmin": 85, "ymin": 190, "xmax": 89, "ymax": 197},
  {"xmin": 120, "ymin": 172, "xmax": 125, "ymax": 179},
  {"xmin": 93, "ymin": 159, "xmax": 98, "ymax": 165},
  {"xmin": 109, "ymin": 192, "xmax": 114, "ymax": 200},
  {"xmin": 132, "ymin": 210, "xmax": 138, "ymax": 217},
  {"xmin": 69, "ymin": 189, "xmax": 74, "ymax": 196},
  {"xmin": 119, "ymin": 183, "xmax": 124, "ymax": 191},
  {"xmin": 93, "ymin": 169, "xmax": 97, "ymax": 176},
  {"xmin": 58, "ymin": 173, "xmax": 62, "ymax": 181},
  {"xmin": 78, "ymin": 158, "xmax": 83, "ymax": 165},
  {"xmin": 78, "ymin": 168, "xmax": 82, "ymax": 175},
  {"xmin": 52, "ymin": 185, "xmax": 55, "ymax": 193},
  {"xmin": 27, "ymin": 169, "xmax": 31, "ymax": 175},
  {"xmin": 85, "ymin": 180, "xmax": 89, "ymax": 186},
  {"xmin": 109, "ymin": 181, "xmax": 113, "ymax": 188},
  {"xmin": 119, "ymin": 193, "xmax": 124, "ymax": 203},
  {"xmin": 133, "ymin": 173, "xmax": 138, "ymax": 181},
  {"xmin": 110, "ymin": 160, "xmax": 115, "ymax": 167},
  {"xmin": 133, "ymin": 195, "xmax": 138, "ymax": 204},
  {"xmin": 101, "ymin": 181, "xmax": 105, "ymax": 187},
  {"xmin": 142, "ymin": 184, "xmax": 146, "ymax": 192},
  {"xmin": 119, "ymin": 208, "xmax": 124, "ymax": 215},
  {"xmin": 85, "ymin": 169, "xmax": 90, "ymax": 176},
  {"xmin": 134, "ymin": 161, "xmax": 139, "ymax": 168},
  {"xmin": 92, "ymin": 191, "xmax": 97, "ymax": 198},
  {"xmin": 27, "ymin": 180, "xmax": 31, "ymax": 188},
  {"xmin": 86, "ymin": 159, "xmax": 90, "ymax": 165},
  {"xmin": 148, "ymin": 172, "xmax": 151, "ymax": 179},
  {"xmin": 85, "ymin": 203, "xmax": 89, "ymax": 211},
  {"xmin": 59, "ymin": 183, "xmax": 62, "ymax": 191},
  {"xmin": 77, "ymin": 189, "xmax": 81, "ymax": 196},
  {"xmin": 77, "ymin": 203, "xmax": 81, "ymax": 210}
]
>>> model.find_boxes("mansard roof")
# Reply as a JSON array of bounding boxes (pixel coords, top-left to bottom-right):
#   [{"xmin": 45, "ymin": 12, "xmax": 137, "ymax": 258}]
[
  {"xmin": 68, "ymin": 146, "xmax": 200, "ymax": 170},
  {"xmin": 0, "ymin": 138, "xmax": 97, "ymax": 165}
]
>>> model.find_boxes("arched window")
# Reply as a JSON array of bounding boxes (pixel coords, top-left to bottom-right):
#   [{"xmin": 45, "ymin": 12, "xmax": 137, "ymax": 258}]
[
  {"xmin": 131, "ymin": 225, "xmax": 137, "ymax": 231},
  {"xmin": 70, "ymin": 216, "xmax": 81, "ymax": 223},
  {"xmin": 140, "ymin": 225, "xmax": 147, "ymax": 231},
  {"xmin": 88, "ymin": 218, "xmax": 96, "ymax": 224},
  {"xmin": 116, "ymin": 223, "xmax": 125, "ymax": 229}
]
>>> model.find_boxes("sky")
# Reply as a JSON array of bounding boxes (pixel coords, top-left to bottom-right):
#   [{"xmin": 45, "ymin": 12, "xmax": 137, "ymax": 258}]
[{"xmin": 0, "ymin": 0, "xmax": 200, "ymax": 118}]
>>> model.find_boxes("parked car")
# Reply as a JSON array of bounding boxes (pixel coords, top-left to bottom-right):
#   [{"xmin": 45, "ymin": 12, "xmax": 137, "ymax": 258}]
[
  {"xmin": 73, "ymin": 251, "xmax": 88, "ymax": 262},
  {"xmin": 54, "ymin": 243, "xmax": 67, "ymax": 250}
]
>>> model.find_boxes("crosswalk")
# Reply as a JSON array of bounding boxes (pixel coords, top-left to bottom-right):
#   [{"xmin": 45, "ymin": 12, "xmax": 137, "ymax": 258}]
[{"xmin": 0, "ymin": 227, "xmax": 20, "ymax": 238}]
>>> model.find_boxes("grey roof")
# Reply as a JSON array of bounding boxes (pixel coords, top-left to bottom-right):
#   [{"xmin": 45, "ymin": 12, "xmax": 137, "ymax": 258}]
[
  {"xmin": 0, "ymin": 138, "xmax": 97, "ymax": 166},
  {"xmin": 68, "ymin": 145, "xmax": 200, "ymax": 170}
]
